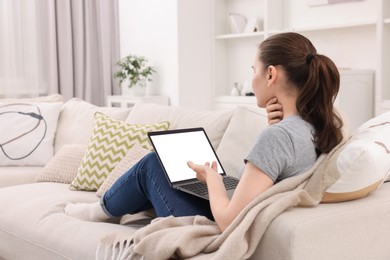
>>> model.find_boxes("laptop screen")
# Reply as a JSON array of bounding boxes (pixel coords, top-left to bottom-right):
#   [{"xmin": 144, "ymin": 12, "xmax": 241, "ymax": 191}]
[{"xmin": 148, "ymin": 128, "xmax": 225, "ymax": 183}]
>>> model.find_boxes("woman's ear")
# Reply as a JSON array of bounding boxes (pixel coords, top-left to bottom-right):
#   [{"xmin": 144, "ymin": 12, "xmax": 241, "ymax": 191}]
[{"xmin": 267, "ymin": 65, "xmax": 277, "ymax": 86}]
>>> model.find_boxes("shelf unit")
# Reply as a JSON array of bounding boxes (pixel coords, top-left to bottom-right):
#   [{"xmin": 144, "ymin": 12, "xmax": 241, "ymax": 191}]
[
  {"xmin": 212, "ymin": 0, "xmax": 284, "ymax": 99},
  {"xmin": 211, "ymin": 0, "xmax": 390, "ymax": 115}
]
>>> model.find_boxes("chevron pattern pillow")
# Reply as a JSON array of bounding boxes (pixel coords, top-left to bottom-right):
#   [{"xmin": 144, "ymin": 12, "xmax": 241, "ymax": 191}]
[{"xmin": 70, "ymin": 112, "xmax": 170, "ymax": 191}]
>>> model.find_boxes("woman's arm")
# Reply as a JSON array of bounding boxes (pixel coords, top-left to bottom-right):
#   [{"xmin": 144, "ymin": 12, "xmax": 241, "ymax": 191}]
[
  {"xmin": 186, "ymin": 98, "xmax": 281, "ymax": 231},
  {"xmin": 187, "ymin": 161, "xmax": 273, "ymax": 232}
]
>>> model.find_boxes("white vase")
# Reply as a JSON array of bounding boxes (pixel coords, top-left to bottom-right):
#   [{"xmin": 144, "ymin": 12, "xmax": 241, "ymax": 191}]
[
  {"xmin": 132, "ymin": 79, "xmax": 147, "ymax": 97},
  {"xmin": 121, "ymin": 79, "xmax": 146, "ymax": 97}
]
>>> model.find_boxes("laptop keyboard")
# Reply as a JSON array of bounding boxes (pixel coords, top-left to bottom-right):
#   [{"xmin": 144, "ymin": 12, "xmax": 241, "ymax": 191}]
[
  {"xmin": 181, "ymin": 182, "xmax": 209, "ymax": 196},
  {"xmin": 180, "ymin": 176, "xmax": 239, "ymax": 197}
]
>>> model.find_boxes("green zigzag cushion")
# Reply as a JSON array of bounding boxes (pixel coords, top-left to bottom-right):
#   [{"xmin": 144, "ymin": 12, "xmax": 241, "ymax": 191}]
[{"xmin": 70, "ymin": 112, "xmax": 170, "ymax": 191}]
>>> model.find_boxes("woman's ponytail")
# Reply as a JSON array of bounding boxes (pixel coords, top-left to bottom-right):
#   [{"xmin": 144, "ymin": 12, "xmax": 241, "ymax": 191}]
[{"xmin": 297, "ymin": 54, "xmax": 343, "ymax": 153}]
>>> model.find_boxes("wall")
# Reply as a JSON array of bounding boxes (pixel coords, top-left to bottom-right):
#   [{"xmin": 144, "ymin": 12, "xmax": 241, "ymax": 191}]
[
  {"xmin": 118, "ymin": 0, "xmax": 179, "ymax": 103},
  {"xmin": 177, "ymin": 0, "xmax": 212, "ymax": 109},
  {"xmin": 118, "ymin": 0, "xmax": 213, "ymax": 109}
]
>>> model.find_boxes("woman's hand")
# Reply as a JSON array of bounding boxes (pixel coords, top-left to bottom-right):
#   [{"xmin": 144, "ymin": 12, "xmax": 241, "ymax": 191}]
[
  {"xmin": 189, "ymin": 160, "xmax": 274, "ymax": 232},
  {"xmin": 187, "ymin": 161, "xmax": 220, "ymax": 183},
  {"xmin": 265, "ymin": 97, "xmax": 283, "ymax": 125}
]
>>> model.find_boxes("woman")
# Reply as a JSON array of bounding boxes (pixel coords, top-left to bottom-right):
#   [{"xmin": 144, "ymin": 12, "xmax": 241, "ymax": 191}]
[{"xmin": 65, "ymin": 32, "xmax": 343, "ymax": 232}]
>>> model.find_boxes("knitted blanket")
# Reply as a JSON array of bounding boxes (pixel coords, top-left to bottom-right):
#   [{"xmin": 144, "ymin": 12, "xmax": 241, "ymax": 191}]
[{"xmin": 96, "ymin": 139, "xmax": 345, "ymax": 260}]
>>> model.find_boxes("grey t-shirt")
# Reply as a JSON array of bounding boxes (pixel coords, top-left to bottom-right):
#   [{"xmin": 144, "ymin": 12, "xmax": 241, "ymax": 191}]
[{"xmin": 244, "ymin": 115, "xmax": 317, "ymax": 182}]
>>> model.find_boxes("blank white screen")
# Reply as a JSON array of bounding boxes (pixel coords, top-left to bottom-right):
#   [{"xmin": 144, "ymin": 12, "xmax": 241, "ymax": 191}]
[{"xmin": 150, "ymin": 130, "xmax": 224, "ymax": 183}]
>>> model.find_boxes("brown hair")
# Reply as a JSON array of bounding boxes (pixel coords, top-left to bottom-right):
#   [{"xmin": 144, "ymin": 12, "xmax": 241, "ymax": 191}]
[{"xmin": 259, "ymin": 32, "xmax": 343, "ymax": 153}]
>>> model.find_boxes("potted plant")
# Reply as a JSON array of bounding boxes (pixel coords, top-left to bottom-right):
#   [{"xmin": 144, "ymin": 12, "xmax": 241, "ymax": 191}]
[{"xmin": 114, "ymin": 54, "xmax": 156, "ymax": 96}]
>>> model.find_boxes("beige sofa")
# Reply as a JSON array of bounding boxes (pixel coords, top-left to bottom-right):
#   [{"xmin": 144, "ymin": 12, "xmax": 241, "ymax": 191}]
[{"xmin": 0, "ymin": 96, "xmax": 390, "ymax": 260}]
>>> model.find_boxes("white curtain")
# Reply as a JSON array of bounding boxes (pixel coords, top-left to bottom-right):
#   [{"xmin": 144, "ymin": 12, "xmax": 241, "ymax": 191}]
[
  {"xmin": 0, "ymin": 0, "xmax": 48, "ymax": 98},
  {"xmin": 0, "ymin": 0, "xmax": 120, "ymax": 106}
]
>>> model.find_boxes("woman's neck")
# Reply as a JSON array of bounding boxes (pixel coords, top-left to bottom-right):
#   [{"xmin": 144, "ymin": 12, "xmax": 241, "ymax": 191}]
[{"xmin": 276, "ymin": 93, "xmax": 299, "ymax": 119}]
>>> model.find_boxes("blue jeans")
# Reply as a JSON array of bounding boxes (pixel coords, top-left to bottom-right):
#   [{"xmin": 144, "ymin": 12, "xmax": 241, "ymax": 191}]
[{"xmin": 101, "ymin": 152, "xmax": 213, "ymax": 219}]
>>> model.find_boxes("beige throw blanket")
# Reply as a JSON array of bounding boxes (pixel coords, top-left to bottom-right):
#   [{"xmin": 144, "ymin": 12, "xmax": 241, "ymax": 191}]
[{"xmin": 96, "ymin": 139, "xmax": 345, "ymax": 260}]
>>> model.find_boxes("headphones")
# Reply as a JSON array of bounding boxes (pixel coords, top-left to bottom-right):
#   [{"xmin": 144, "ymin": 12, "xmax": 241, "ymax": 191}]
[{"xmin": 0, "ymin": 103, "xmax": 47, "ymax": 160}]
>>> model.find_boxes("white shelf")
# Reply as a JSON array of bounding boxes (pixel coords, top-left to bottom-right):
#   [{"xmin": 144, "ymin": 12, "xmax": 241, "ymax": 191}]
[
  {"xmin": 291, "ymin": 20, "xmax": 376, "ymax": 33},
  {"xmin": 215, "ymin": 30, "xmax": 284, "ymax": 40},
  {"xmin": 215, "ymin": 31, "xmax": 266, "ymax": 40},
  {"xmin": 384, "ymin": 18, "xmax": 390, "ymax": 24}
]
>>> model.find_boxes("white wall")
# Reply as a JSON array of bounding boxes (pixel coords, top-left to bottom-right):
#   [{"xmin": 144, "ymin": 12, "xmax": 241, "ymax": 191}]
[
  {"xmin": 118, "ymin": 0, "xmax": 179, "ymax": 103},
  {"xmin": 177, "ymin": 0, "xmax": 213, "ymax": 109},
  {"xmin": 118, "ymin": 0, "xmax": 213, "ymax": 109}
]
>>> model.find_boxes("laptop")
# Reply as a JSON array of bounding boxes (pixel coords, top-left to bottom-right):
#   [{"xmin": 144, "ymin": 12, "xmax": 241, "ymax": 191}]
[{"xmin": 148, "ymin": 127, "xmax": 239, "ymax": 200}]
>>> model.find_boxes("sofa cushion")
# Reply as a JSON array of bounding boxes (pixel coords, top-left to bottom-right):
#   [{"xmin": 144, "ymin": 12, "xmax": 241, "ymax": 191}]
[
  {"xmin": 70, "ymin": 112, "xmax": 170, "ymax": 191},
  {"xmin": 0, "ymin": 166, "xmax": 42, "ymax": 187},
  {"xmin": 36, "ymin": 144, "xmax": 87, "ymax": 184},
  {"xmin": 54, "ymin": 98, "xmax": 131, "ymax": 154},
  {"xmin": 254, "ymin": 183, "xmax": 390, "ymax": 260},
  {"xmin": 125, "ymin": 103, "xmax": 233, "ymax": 149},
  {"xmin": 0, "ymin": 102, "xmax": 62, "ymax": 166},
  {"xmin": 322, "ymin": 111, "xmax": 390, "ymax": 203},
  {"xmin": 96, "ymin": 146, "xmax": 151, "ymax": 197},
  {"xmin": 0, "ymin": 183, "xmax": 141, "ymax": 260},
  {"xmin": 216, "ymin": 106, "xmax": 268, "ymax": 178}
]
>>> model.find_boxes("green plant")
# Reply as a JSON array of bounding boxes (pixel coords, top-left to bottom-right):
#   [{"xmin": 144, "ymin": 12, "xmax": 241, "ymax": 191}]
[{"xmin": 113, "ymin": 54, "xmax": 156, "ymax": 88}]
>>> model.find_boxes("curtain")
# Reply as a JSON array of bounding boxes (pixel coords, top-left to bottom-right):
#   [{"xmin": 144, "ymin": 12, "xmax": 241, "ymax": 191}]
[
  {"xmin": 0, "ymin": 0, "xmax": 48, "ymax": 98},
  {"xmin": 47, "ymin": 0, "xmax": 121, "ymax": 105},
  {"xmin": 0, "ymin": 0, "xmax": 120, "ymax": 106}
]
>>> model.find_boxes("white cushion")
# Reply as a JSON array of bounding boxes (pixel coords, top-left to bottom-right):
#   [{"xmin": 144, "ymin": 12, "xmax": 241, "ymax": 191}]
[
  {"xmin": 0, "ymin": 166, "xmax": 42, "ymax": 187},
  {"xmin": 125, "ymin": 103, "xmax": 233, "ymax": 149},
  {"xmin": 36, "ymin": 144, "xmax": 87, "ymax": 184},
  {"xmin": 322, "ymin": 111, "xmax": 390, "ymax": 202},
  {"xmin": 54, "ymin": 98, "xmax": 131, "ymax": 153},
  {"xmin": 216, "ymin": 106, "xmax": 268, "ymax": 178},
  {"xmin": 0, "ymin": 102, "xmax": 62, "ymax": 166}
]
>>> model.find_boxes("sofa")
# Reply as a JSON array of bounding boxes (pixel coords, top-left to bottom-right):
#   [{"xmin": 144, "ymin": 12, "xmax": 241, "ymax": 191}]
[{"xmin": 0, "ymin": 95, "xmax": 390, "ymax": 260}]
